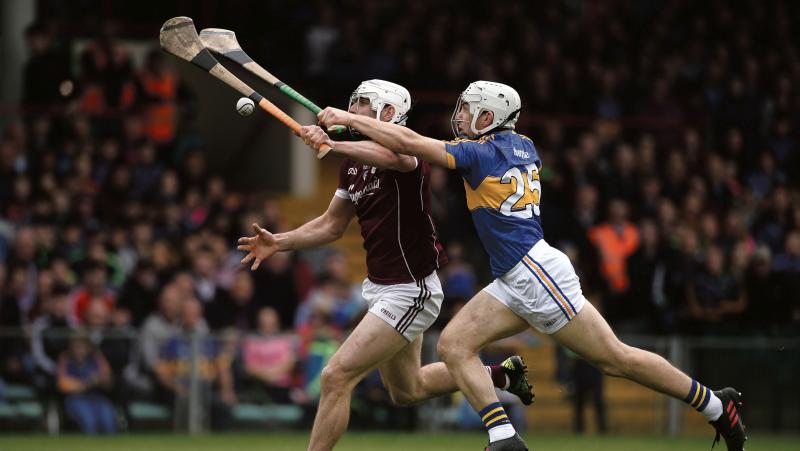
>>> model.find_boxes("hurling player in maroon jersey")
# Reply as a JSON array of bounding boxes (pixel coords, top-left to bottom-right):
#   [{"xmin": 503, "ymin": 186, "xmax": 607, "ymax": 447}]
[{"xmin": 238, "ymin": 80, "xmax": 533, "ymax": 451}]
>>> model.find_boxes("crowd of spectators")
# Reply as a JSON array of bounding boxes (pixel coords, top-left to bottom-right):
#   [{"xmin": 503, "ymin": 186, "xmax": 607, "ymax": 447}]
[
  {"xmin": 0, "ymin": 22, "xmax": 369, "ymax": 431},
  {"xmin": 1, "ymin": 0, "xmax": 799, "ymax": 433},
  {"xmin": 297, "ymin": 0, "xmax": 800, "ymax": 335}
]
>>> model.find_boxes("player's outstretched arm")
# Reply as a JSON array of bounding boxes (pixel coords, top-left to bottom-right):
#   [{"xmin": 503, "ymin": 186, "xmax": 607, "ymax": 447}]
[
  {"xmin": 237, "ymin": 196, "xmax": 355, "ymax": 270},
  {"xmin": 318, "ymin": 107, "xmax": 449, "ymax": 168},
  {"xmin": 300, "ymin": 125, "xmax": 417, "ymax": 172}
]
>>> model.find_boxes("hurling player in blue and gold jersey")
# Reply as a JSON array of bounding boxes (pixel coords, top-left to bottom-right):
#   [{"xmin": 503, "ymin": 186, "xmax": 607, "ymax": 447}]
[{"xmin": 318, "ymin": 82, "xmax": 746, "ymax": 451}]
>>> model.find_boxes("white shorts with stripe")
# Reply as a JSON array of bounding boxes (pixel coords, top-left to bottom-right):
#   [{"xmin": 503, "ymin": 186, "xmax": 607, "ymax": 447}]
[
  {"xmin": 362, "ymin": 271, "xmax": 444, "ymax": 342},
  {"xmin": 484, "ymin": 240, "xmax": 586, "ymax": 334}
]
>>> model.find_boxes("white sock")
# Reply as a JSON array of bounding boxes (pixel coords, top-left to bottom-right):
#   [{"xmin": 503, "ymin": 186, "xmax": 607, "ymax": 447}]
[
  {"xmin": 686, "ymin": 380, "xmax": 723, "ymax": 421},
  {"xmin": 488, "ymin": 423, "xmax": 516, "ymax": 443},
  {"xmin": 481, "ymin": 402, "xmax": 515, "ymax": 442},
  {"xmin": 702, "ymin": 392, "xmax": 723, "ymax": 421}
]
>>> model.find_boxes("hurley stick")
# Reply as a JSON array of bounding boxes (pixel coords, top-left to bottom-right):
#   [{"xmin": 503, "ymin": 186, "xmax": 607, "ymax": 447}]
[
  {"xmin": 160, "ymin": 17, "xmax": 331, "ymax": 158},
  {"xmin": 199, "ymin": 27, "xmax": 346, "ymax": 135}
]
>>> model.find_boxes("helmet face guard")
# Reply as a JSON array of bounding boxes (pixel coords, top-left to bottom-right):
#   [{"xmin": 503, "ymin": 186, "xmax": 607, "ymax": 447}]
[
  {"xmin": 348, "ymin": 91, "xmax": 383, "ymax": 121},
  {"xmin": 450, "ymin": 93, "xmax": 479, "ymax": 138}
]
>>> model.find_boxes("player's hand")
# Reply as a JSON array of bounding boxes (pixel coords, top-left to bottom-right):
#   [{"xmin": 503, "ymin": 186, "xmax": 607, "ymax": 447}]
[
  {"xmin": 237, "ymin": 223, "xmax": 279, "ymax": 271},
  {"xmin": 300, "ymin": 125, "xmax": 334, "ymax": 153},
  {"xmin": 318, "ymin": 107, "xmax": 353, "ymax": 128}
]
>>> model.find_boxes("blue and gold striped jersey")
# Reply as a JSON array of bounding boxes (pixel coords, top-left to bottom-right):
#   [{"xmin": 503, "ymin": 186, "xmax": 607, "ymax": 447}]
[{"xmin": 445, "ymin": 130, "xmax": 544, "ymax": 277}]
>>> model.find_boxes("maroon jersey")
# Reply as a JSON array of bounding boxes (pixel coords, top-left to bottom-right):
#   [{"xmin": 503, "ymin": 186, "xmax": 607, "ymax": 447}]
[{"xmin": 336, "ymin": 158, "xmax": 447, "ymax": 284}]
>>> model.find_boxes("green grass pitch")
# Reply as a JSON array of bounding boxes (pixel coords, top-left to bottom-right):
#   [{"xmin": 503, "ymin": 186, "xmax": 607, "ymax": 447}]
[{"xmin": 1, "ymin": 432, "xmax": 798, "ymax": 451}]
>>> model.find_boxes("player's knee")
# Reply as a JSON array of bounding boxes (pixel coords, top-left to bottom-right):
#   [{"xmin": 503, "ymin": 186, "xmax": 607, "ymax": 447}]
[
  {"xmin": 320, "ymin": 362, "xmax": 352, "ymax": 393},
  {"xmin": 436, "ymin": 332, "xmax": 464, "ymax": 363},
  {"xmin": 387, "ymin": 387, "xmax": 418, "ymax": 406},
  {"xmin": 594, "ymin": 358, "xmax": 625, "ymax": 377},
  {"xmin": 592, "ymin": 344, "xmax": 634, "ymax": 378}
]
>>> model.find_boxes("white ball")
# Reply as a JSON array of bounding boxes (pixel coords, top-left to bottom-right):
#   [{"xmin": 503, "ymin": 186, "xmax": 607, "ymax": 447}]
[{"xmin": 236, "ymin": 97, "xmax": 255, "ymax": 116}]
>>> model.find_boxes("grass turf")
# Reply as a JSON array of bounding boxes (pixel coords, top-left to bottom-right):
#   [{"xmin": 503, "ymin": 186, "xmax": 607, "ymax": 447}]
[{"xmin": 0, "ymin": 432, "xmax": 798, "ymax": 451}]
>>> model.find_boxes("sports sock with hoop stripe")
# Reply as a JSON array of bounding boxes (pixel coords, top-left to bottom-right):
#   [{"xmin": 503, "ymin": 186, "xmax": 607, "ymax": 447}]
[
  {"xmin": 479, "ymin": 402, "xmax": 515, "ymax": 442},
  {"xmin": 685, "ymin": 379, "xmax": 723, "ymax": 421}
]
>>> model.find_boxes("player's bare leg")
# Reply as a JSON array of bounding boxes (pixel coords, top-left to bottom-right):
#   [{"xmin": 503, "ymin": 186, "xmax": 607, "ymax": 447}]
[
  {"xmin": 308, "ymin": 311, "xmax": 472, "ymax": 450},
  {"xmin": 552, "ymin": 301, "xmax": 693, "ymax": 397},
  {"xmin": 376, "ymin": 322, "xmax": 532, "ymax": 407},
  {"xmin": 377, "ymin": 336, "xmax": 457, "ymax": 405},
  {"xmin": 552, "ymin": 301, "xmax": 746, "ymax": 450},
  {"xmin": 307, "ymin": 312, "xmax": 408, "ymax": 451},
  {"xmin": 308, "ymin": 305, "xmax": 528, "ymax": 450},
  {"xmin": 437, "ymin": 291, "xmax": 528, "ymax": 410},
  {"xmin": 437, "ymin": 290, "xmax": 529, "ymax": 448}
]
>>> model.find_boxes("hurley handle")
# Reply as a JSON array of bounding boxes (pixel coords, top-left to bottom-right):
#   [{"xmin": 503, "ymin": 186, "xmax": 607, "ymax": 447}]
[
  {"xmin": 277, "ymin": 83, "xmax": 347, "ymax": 135},
  {"xmin": 256, "ymin": 97, "xmax": 331, "ymax": 158}
]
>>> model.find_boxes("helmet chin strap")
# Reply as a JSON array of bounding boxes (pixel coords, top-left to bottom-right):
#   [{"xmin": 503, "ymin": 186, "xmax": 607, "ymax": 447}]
[
  {"xmin": 470, "ymin": 107, "xmax": 522, "ymax": 137},
  {"xmin": 470, "ymin": 107, "xmax": 494, "ymax": 136},
  {"xmin": 393, "ymin": 107, "xmax": 410, "ymax": 126},
  {"xmin": 374, "ymin": 103, "xmax": 410, "ymax": 125}
]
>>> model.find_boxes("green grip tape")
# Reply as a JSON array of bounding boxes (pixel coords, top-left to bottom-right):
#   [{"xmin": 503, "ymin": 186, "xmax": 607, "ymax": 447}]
[
  {"xmin": 279, "ymin": 83, "xmax": 321, "ymax": 114},
  {"xmin": 278, "ymin": 83, "xmax": 347, "ymax": 134}
]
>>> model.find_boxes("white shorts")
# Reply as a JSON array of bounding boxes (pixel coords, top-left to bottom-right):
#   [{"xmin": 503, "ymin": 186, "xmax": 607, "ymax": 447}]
[
  {"xmin": 362, "ymin": 271, "xmax": 444, "ymax": 342},
  {"xmin": 484, "ymin": 240, "xmax": 586, "ymax": 334}
]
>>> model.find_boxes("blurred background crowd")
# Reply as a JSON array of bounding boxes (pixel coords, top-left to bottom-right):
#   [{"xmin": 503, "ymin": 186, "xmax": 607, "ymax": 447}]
[{"xmin": 0, "ymin": 0, "xmax": 798, "ymax": 435}]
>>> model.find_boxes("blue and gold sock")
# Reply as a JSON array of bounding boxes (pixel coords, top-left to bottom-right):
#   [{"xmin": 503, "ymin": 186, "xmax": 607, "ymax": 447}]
[
  {"xmin": 479, "ymin": 402, "xmax": 515, "ymax": 442},
  {"xmin": 684, "ymin": 379, "xmax": 722, "ymax": 421}
]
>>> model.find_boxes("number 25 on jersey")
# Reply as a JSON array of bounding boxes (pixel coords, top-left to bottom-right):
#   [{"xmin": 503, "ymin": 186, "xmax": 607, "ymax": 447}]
[{"xmin": 500, "ymin": 163, "xmax": 541, "ymax": 218}]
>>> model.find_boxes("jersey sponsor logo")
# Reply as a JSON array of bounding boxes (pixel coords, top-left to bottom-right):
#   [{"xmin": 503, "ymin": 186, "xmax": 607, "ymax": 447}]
[
  {"xmin": 380, "ymin": 307, "xmax": 397, "ymax": 321},
  {"xmin": 513, "ymin": 147, "xmax": 530, "ymax": 159},
  {"xmin": 363, "ymin": 166, "xmax": 376, "ymax": 180},
  {"xmin": 347, "ymin": 167, "xmax": 358, "ymax": 175},
  {"xmin": 348, "ymin": 178, "xmax": 381, "ymax": 205}
]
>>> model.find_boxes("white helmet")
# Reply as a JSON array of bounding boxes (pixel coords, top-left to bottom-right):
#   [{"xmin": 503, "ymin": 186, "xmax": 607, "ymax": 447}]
[
  {"xmin": 349, "ymin": 79, "xmax": 411, "ymax": 125},
  {"xmin": 451, "ymin": 81, "xmax": 522, "ymax": 137}
]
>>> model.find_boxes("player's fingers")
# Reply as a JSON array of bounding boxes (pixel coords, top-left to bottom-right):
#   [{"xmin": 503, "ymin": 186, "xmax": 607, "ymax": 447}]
[
  {"xmin": 236, "ymin": 245, "xmax": 251, "ymax": 251},
  {"xmin": 302, "ymin": 126, "xmax": 317, "ymax": 143},
  {"xmin": 317, "ymin": 108, "xmax": 332, "ymax": 125},
  {"xmin": 251, "ymin": 258, "xmax": 262, "ymax": 271},
  {"xmin": 240, "ymin": 252, "xmax": 254, "ymax": 265},
  {"xmin": 238, "ymin": 236, "xmax": 254, "ymax": 244},
  {"xmin": 308, "ymin": 131, "xmax": 323, "ymax": 146}
]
